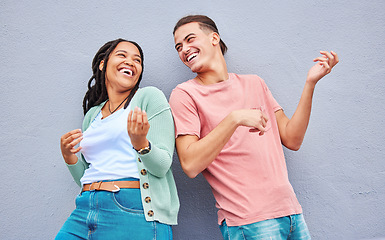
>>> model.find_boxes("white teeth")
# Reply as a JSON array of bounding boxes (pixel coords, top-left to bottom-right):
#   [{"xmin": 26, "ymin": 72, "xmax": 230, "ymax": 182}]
[
  {"xmin": 120, "ymin": 68, "xmax": 133, "ymax": 76},
  {"xmin": 187, "ymin": 53, "xmax": 198, "ymax": 62}
]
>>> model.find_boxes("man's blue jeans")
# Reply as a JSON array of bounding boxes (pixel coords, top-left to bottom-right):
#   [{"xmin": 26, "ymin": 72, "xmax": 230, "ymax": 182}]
[
  {"xmin": 55, "ymin": 180, "xmax": 172, "ymax": 240},
  {"xmin": 220, "ymin": 214, "xmax": 311, "ymax": 240}
]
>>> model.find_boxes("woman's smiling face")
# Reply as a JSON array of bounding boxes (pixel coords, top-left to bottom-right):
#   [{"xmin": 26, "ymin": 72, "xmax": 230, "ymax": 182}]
[{"xmin": 101, "ymin": 41, "xmax": 143, "ymax": 93}]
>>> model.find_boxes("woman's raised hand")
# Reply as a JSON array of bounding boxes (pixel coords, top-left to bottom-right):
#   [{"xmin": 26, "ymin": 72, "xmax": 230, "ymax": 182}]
[
  {"xmin": 60, "ymin": 129, "xmax": 83, "ymax": 164},
  {"xmin": 127, "ymin": 107, "xmax": 150, "ymax": 150}
]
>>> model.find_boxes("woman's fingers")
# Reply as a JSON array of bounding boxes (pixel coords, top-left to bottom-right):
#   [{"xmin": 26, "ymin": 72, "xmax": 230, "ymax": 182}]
[
  {"xmin": 142, "ymin": 110, "xmax": 150, "ymax": 131},
  {"xmin": 70, "ymin": 146, "xmax": 82, "ymax": 154},
  {"xmin": 67, "ymin": 135, "xmax": 83, "ymax": 149},
  {"xmin": 61, "ymin": 129, "xmax": 82, "ymax": 148},
  {"xmin": 128, "ymin": 107, "xmax": 150, "ymax": 134},
  {"xmin": 61, "ymin": 129, "xmax": 81, "ymax": 143},
  {"xmin": 60, "ymin": 129, "xmax": 83, "ymax": 163},
  {"xmin": 135, "ymin": 108, "xmax": 144, "ymax": 132}
]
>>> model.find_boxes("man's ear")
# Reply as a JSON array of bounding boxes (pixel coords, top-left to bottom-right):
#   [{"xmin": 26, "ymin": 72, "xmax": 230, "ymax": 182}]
[
  {"xmin": 211, "ymin": 32, "xmax": 220, "ymax": 46},
  {"xmin": 99, "ymin": 60, "xmax": 104, "ymax": 71}
]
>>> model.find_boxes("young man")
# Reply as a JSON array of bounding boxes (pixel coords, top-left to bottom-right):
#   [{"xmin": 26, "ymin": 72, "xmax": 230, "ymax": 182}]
[{"xmin": 169, "ymin": 15, "xmax": 338, "ymax": 239}]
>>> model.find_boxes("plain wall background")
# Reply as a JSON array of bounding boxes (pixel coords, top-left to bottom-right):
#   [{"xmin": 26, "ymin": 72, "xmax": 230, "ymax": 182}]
[{"xmin": 1, "ymin": 1, "xmax": 384, "ymax": 239}]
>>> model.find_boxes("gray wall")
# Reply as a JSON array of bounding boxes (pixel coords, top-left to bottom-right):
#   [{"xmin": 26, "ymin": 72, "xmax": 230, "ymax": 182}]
[{"xmin": 1, "ymin": 1, "xmax": 384, "ymax": 239}]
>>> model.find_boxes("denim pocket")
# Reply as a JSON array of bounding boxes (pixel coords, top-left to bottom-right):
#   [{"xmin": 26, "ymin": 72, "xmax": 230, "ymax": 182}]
[
  {"xmin": 111, "ymin": 189, "xmax": 144, "ymax": 213},
  {"xmin": 74, "ymin": 193, "xmax": 88, "ymax": 209}
]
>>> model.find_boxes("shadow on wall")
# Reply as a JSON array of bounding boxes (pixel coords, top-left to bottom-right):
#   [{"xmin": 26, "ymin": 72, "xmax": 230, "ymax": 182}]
[{"xmin": 171, "ymin": 155, "xmax": 222, "ymax": 240}]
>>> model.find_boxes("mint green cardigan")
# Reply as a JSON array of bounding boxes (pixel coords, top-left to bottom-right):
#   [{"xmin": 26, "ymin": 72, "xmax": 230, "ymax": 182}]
[{"xmin": 66, "ymin": 86, "xmax": 179, "ymax": 225}]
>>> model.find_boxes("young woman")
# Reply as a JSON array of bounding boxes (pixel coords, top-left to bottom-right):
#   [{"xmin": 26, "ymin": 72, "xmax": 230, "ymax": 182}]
[{"xmin": 56, "ymin": 39, "xmax": 179, "ymax": 239}]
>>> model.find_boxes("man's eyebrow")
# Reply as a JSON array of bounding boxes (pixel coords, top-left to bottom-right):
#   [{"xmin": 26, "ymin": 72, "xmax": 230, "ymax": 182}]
[{"xmin": 175, "ymin": 33, "xmax": 195, "ymax": 49}]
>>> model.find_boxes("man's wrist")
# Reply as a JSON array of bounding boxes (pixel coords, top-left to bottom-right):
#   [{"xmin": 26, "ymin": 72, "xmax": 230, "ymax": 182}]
[{"xmin": 229, "ymin": 110, "xmax": 241, "ymax": 127}]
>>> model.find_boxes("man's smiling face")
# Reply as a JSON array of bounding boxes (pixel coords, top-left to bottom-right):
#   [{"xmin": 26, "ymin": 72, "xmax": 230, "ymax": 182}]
[{"xmin": 174, "ymin": 22, "xmax": 216, "ymax": 73}]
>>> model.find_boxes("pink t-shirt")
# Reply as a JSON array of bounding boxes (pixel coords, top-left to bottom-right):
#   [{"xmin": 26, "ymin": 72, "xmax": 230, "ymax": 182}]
[{"xmin": 169, "ymin": 73, "xmax": 302, "ymax": 226}]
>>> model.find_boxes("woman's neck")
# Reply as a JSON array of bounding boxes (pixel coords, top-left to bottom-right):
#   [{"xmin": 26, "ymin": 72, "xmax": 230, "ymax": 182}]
[
  {"xmin": 108, "ymin": 91, "xmax": 131, "ymax": 108},
  {"xmin": 102, "ymin": 90, "xmax": 132, "ymax": 117}
]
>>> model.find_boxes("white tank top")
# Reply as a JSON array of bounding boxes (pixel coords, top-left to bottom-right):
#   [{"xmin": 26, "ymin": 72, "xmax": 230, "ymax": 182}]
[{"xmin": 79, "ymin": 104, "xmax": 139, "ymax": 185}]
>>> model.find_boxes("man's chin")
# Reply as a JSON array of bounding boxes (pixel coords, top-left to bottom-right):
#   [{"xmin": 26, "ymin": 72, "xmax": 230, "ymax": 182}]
[{"xmin": 189, "ymin": 64, "xmax": 203, "ymax": 73}]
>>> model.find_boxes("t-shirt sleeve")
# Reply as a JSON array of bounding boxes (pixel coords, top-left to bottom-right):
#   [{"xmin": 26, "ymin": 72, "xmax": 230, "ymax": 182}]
[
  {"xmin": 259, "ymin": 77, "xmax": 282, "ymax": 112},
  {"xmin": 169, "ymin": 87, "xmax": 201, "ymax": 138}
]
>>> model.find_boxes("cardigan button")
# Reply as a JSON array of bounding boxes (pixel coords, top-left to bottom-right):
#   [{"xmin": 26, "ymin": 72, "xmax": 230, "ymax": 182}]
[
  {"xmin": 138, "ymin": 157, "xmax": 142, "ymax": 163},
  {"xmin": 143, "ymin": 183, "xmax": 149, "ymax": 189},
  {"xmin": 148, "ymin": 210, "xmax": 154, "ymax": 217},
  {"xmin": 145, "ymin": 196, "xmax": 151, "ymax": 203},
  {"xmin": 140, "ymin": 169, "xmax": 147, "ymax": 175}
]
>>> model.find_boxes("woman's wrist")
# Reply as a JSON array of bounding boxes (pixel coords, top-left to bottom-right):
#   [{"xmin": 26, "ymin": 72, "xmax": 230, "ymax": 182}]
[
  {"xmin": 134, "ymin": 141, "xmax": 151, "ymax": 155},
  {"xmin": 64, "ymin": 155, "xmax": 78, "ymax": 165},
  {"xmin": 132, "ymin": 139, "xmax": 149, "ymax": 151}
]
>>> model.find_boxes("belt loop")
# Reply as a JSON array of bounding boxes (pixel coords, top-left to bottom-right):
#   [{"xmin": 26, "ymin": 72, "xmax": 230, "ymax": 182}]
[
  {"xmin": 96, "ymin": 181, "xmax": 103, "ymax": 190},
  {"xmin": 90, "ymin": 182, "xmax": 95, "ymax": 191},
  {"xmin": 91, "ymin": 181, "xmax": 102, "ymax": 191}
]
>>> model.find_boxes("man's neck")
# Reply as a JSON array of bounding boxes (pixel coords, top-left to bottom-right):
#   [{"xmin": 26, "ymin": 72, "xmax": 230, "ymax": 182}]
[{"xmin": 195, "ymin": 56, "xmax": 228, "ymax": 85}]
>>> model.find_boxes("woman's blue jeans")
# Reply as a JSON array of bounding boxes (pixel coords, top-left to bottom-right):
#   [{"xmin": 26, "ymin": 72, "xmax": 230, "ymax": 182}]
[{"xmin": 55, "ymin": 180, "xmax": 172, "ymax": 240}]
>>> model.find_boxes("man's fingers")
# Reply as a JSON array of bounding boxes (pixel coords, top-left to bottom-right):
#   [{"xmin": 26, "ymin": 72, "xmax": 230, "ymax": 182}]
[
  {"xmin": 319, "ymin": 50, "xmax": 339, "ymax": 68},
  {"xmin": 320, "ymin": 51, "xmax": 334, "ymax": 60},
  {"xmin": 330, "ymin": 51, "xmax": 339, "ymax": 64},
  {"xmin": 249, "ymin": 127, "xmax": 266, "ymax": 135},
  {"xmin": 249, "ymin": 124, "xmax": 266, "ymax": 133},
  {"xmin": 261, "ymin": 116, "xmax": 267, "ymax": 128},
  {"xmin": 319, "ymin": 61, "xmax": 331, "ymax": 73},
  {"xmin": 313, "ymin": 57, "xmax": 328, "ymax": 63},
  {"xmin": 261, "ymin": 111, "xmax": 269, "ymax": 122},
  {"xmin": 246, "ymin": 108, "xmax": 269, "ymax": 134}
]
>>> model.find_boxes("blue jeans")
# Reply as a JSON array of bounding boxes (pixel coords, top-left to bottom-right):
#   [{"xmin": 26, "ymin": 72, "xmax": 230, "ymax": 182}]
[
  {"xmin": 220, "ymin": 214, "xmax": 311, "ymax": 240},
  {"xmin": 56, "ymin": 179, "xmax": 172, "ymax": 240}
]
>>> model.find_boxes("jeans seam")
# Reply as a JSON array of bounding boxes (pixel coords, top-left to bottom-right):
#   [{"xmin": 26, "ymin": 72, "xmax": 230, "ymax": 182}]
[
  {"xmin": 86, "ymin": 192, "xmax": 97, "ymax": 238},
  {"xmin": 240, "ymin": 227, "xmax": 246, "ymax": 240},
  {"xmin": 241, "ymin": 229, "xmax": 246, "ymax": 240},
  {"xmin": 226, "ymin": 222, "xmax": 230, "ymax": 240}
]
